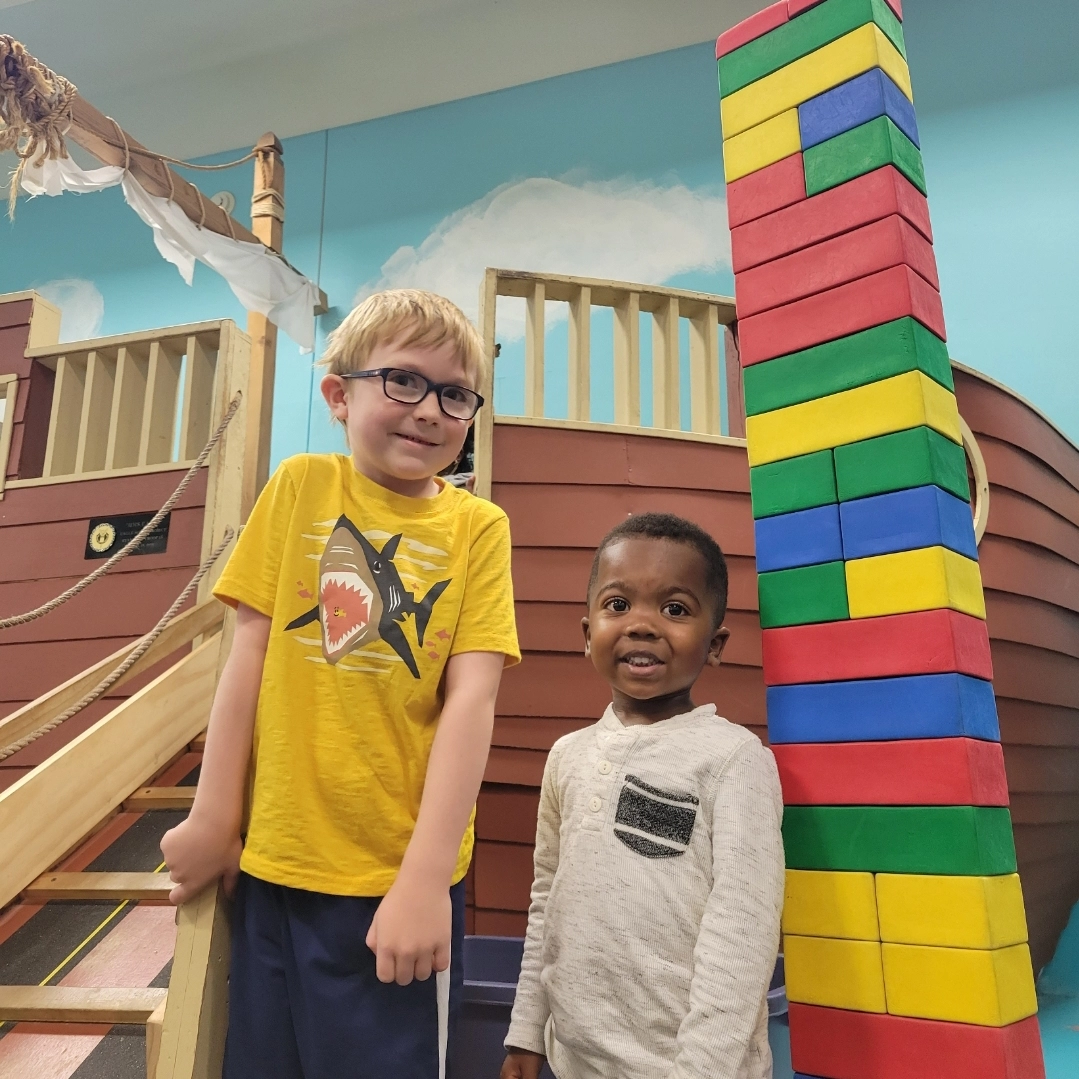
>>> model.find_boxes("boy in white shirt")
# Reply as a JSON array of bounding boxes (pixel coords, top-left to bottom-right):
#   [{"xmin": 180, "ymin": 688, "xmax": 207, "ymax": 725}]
[{"xmin": 502, "ymin": 512, "xmax": 784, "ymax": 1079}]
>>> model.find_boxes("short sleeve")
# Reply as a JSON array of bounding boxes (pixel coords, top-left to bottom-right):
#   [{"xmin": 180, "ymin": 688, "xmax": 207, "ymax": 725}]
[
  {"xmin": 450, "ymin": 507, "xmax": 521, "ymax": 665},
  {"xmin": 212, "ymin": 460, "xmax": 298, "ymax": 617}
]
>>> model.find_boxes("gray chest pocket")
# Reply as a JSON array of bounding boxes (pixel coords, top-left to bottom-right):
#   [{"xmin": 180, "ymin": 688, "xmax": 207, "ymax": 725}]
[{"xmin": 613, "ymin": 774, "xmax": 699, "ymax": 858}]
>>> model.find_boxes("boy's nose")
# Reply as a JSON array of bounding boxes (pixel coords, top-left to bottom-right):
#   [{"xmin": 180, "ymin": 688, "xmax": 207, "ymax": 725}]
[{"xmin": 411, "ymin": 391, "xmax": 443, "ymax": 422}]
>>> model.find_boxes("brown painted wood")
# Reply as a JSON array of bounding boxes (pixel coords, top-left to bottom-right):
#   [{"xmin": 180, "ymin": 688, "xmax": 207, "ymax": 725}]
[
  {"xmin": 14, "ymin": 361, "xmax": 56, "ymax": 480},
  {"xmin": 485, "ymin": 747, "xmax": 547, "ymax": 787},
  {"xmin": 979, "ymin": 435, "xmax": 1079, "ymax": 529},
  {"xmin": 477, "ymin": 788, "xmax": 541, "ymax": 844},
  {"xmin": 985, "ymin": 590, "xmax": 1079, "ymax": 661},
  {"xmin": 474, "ymin": 910, "xmax": 528, "ymax": 936},
  {"xmin": 725, "ymin": 325, "xmax": 747, "ymax": 439},
  {"xmin": 493, "ymin": 717, "xmax": 593, "ymax": 751},
  {"xmin": 979, "ymin": 535, "xmax": 1079, "ymax": 617},
  {"xmin": 996, "ymin": 699, "xmax": 1079, "ymax": 748},
  {"xmin": 991, "ymin": 640, "xmax": 1079, "ymax": 710},
  {"xmin": 0, "ymin": 299, "xmax": 32, "ymax": 331},
  {"xmin": 1003, "ymin": 745, "xmax": 1079, "ymax": 794},
  {"xmin": 474, "ymin": 841, "xmax": 535, "ymax": 912},
  {"xmin": 986, "ymin": 485, "xmax": 1079, "ymax": 564},
  {"xmin": 1010, "ymin": 792, "xmax": 1079, "ymax": 825}
]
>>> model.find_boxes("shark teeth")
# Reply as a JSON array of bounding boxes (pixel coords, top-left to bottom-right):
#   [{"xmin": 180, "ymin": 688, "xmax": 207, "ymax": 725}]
[{"xmin": 320, "ymin": 571, "xmax": 374, "ymax": 654}]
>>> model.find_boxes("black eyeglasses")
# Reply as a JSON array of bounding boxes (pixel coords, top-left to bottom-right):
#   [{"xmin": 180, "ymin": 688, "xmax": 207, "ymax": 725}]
[{"xmin": 342, "ymin": 367, "xmax": 484, "ymax": 421}]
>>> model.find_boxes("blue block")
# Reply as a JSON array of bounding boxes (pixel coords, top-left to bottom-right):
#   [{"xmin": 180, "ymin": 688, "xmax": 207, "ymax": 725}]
[
  {"xmin": 840, "ymin": 484, "xmax": 978, "ymax": 561},
  {"xmin": 767, "ymin": 672, "xmax": 1000, "ymax": 744},
  {"xmin": 754, "ymin": 503, "xmax": 844, "ymax": 573},
  {"xmin": 798, "ymin": 68, "xmax": 920, "ymax": 150}
]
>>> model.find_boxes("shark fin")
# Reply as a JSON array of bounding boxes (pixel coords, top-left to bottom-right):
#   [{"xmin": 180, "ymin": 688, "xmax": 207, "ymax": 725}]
[
  {"xmin": 380, "ymin": 617, "xmax": 420, "ymax": 678},
  {"xmin": 285, "ymin": 605, "xmax": 320, "ymax": 631},
  {"xmin": 414, "ymin": 579, "xmax": 451, "ymax": 644}
]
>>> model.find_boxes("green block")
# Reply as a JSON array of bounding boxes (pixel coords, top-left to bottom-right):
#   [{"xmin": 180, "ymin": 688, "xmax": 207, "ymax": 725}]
[
  {"xmin": 751, "ymin": 451, "xmax": 838, "ymax": 519},
  {"xmin": 744, "ymin": 318, "xmax": 953, "ymax": 417},
  {"xmin": 758, "ymin": 560, "xmax": 849, "ymax": 628},
  {"xmin": 804, "ymin": 116, "xmax": 926, "ymax": 197},
  {"xmin": 718, "ymin": 0, "xmax": 905, "ymax": 98},
  {"xmin": 834, "ymin": 425, "xmax": 970, "ymax": 503},
  {"xmin": 783, "ymin": 806, "xmax": 1018, "ymax": 876}
]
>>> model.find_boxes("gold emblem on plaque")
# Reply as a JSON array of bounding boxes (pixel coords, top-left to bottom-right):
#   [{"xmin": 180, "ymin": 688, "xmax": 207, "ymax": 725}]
[{"xmin": 89, "ymin": 522, "xmax": 117, "ymax": 554}]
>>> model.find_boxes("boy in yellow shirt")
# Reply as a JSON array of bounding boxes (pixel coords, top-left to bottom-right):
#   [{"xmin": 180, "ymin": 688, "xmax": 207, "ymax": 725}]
[{"xmin": 161, "ymin": 290, "xmax": 520, "ymax": 1079}]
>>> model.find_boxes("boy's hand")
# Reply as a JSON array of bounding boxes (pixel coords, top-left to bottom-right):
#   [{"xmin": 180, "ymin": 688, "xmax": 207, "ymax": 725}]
[
  {"xmin": 160, "ymin": 815, "xmax": 242, "ymax": 905},
  {"xmin": 366, "ymin": 867, "xmax": 451, "ymax": 984},
  {"xmin": 500, "ymin": 1049, "xmax": 546, "ymax": 1079}
]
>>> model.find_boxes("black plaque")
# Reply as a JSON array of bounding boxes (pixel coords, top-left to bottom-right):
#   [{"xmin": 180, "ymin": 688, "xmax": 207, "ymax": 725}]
[{"xmin": 85, "ymin": 512, "xmax": 171, "ymax": 560}]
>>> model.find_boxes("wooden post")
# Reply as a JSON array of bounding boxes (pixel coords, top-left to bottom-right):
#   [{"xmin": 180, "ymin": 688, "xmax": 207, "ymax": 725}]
[
  {"xmin": 724, "ymin": 323, "xmax": 746, "ymax": 439},
  {"xmin": 613, "ymin": 291, "xmax": 641, "ymax": 427},
  {"xmin": 473, "ymin": 269, "xmax": 498, "ymax": 501},
  {"xmin": 652, "ymin": 297, "xmax": 680, "ymax": 431},
  {"xmin": 568, "ymin": 286, "xmax": 591, "ymax": 422},
  {"xmin": 524, "ymin": 280, "xmax": 545, "ymax": 418},
  {"xmin": 243, "ymin": 134, "xmax": 285, "ymax": 510}
]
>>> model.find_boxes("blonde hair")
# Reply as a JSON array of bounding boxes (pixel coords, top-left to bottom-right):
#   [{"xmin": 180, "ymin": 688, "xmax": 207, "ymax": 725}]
[{"xmin": 319, "ymin": 289, "xmax": 487, "ymax": 388}]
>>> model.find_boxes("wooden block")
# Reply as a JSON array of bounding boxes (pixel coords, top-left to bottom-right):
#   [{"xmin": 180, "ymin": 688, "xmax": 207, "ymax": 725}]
[
  {"xmin": 773, "ymin": 737, "xmax": 1010, "ymax": 806},
  {"xmin": 800, "ymin": 67, "xmax": 919, "ymax": 149},
  {"xmin": 790, "ymin": 0, "xmax": 902, "ymax": 20},
  {"xmin": 732, "ymin": 166, "xmax": 931, "ymax": 274},
  {"xmin": 726, "ymin": 152, "xmax": 807, "ymax": 229},
  {"xmin": 834, "ymin": 425, "xmax": 970, "ymax": 503},
  {"xmin": 0, "ymin": 985, "xmax": 167, "ymax": 1024},
  {"xmin": 754, "ymin": 502, "xmax": 843, "ymax": 572},
  {"xmin": 758, "ymin": 559, "xmax": 849, "ymax": 628},
  {"xmin": 746, "ymin": 371, "xmax": 960, "ymax": 466},
  {"xmin": 882, "ymin": 941, "xmax": 1038, "ymax": 1026},
  {"xmin": 767, "ymin": 672, "xmax": 999, "ymax": 744},
  {"xmin": 841, "ymin": 484, "xmax": 978, "ymax": 561},
  {"xmin": 782, "ymin": 805, "xmax": 1018, "ymax": 875},
  {"xmin": 739, "ymin": 265, "xmax": 946, "ymax": 366},
  {"xmin": 783, "ymin": 868, "xmax": 879, "ymax": 939},
  {"xmin": 846, "ymin": 545, "xmax": 986, "ymax": 620},
  {"xmin": 123, "ymin": 786, "xmax": 196, "ymax": 811},
  {"xmin": 25, "ymin": 871, "xmax": 173, "ymax": 901},
  {"xmin": 721, "ymin": 23, "xmax": 911, "ymax": 140},
  {"xmin": 762, "ymin": 609, "xmax": 993, "ymax": 685},
  {"xmin": 788, "ymin": 1004, "xmax": 1046, "ymax": 1079},
  {"xmin": 876, "ymin": 873, "xmax": 1028, "ymax": 949},
  {"xmin": 147, "ymin": 995, "xmax": 167, "ymax": 1079},
  {"xmin": 785, "ymin": 934, "xmax": 887, "ymax": 1011},
  {"xmin": 720, "ymin": 0, "xmax": 905, "ymax": 101},
  {"xmin": 750, "ymin": 449, "xmax": 837, "ymax": 519},
  {"xmin": 716, "ymin": 1, "xmax": 789, "ymax": 59},
  {"xmin": 805, "ymin": 115, "xmax": 925, "ymax": 197},
  {"xmin": 735, "ymin": 214, "xmax": 938, "ymax": 317},
  {"xmin": 724, "ymin": 109, "xmax": 802, "ymax": 184}
]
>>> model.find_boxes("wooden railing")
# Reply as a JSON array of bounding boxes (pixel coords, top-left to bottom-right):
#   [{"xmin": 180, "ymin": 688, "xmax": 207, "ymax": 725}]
[{"xmin": 23, "ymin": 321, "xmax": 239, "ymax": 481}]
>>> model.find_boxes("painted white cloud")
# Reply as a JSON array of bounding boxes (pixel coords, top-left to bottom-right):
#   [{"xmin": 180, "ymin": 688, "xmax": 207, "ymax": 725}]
[
  {"xmin": 35, "ymin": 278, "xmax": 105, "ymax": 342},
  {"xmin": 358, "ymin": 176, "xmax": 731, "ymax": 339}
]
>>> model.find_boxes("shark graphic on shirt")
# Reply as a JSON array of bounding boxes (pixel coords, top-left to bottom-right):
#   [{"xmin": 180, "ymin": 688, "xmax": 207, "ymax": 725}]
[{"xmin": 285, "ymin": 515, "xmax": 450, "ymax": 678}]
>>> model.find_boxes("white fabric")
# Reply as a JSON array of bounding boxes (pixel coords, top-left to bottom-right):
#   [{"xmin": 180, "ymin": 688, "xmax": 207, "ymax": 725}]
[
  {"xmin": 21, "ymin": 156, "xmax": 319, "ymax": 352},
  {"xmin": 506, "ymin": 704, "xmax": 785, "ymax": 1079}
]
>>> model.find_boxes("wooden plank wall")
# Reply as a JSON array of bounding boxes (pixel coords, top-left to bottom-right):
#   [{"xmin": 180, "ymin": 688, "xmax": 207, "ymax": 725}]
[
  {"xmin": 954, "ymin": 368, "xmax": 1079, "ymax": 971},
  {"xmin": 0, "ymin": 469, "xmax": 207, "ymax": 791},
  {"xmin": 471, "ymin": 422, "xmax": 765, "ymax": 934},
  {"xmin": 1, "ymin": 297, "xmax": 57, "ymax": 482}
]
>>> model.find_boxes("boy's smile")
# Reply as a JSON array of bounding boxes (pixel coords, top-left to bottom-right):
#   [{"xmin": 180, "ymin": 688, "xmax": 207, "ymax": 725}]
[{"xmin": 583, "ymin": 536, "xmax": 729, "ymax": 726}]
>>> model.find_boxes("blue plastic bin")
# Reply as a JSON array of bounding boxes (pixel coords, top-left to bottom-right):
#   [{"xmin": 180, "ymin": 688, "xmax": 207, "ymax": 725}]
[{"xmin": 453, "ymin": 936, "xmax": 786, "ymax": 1079}]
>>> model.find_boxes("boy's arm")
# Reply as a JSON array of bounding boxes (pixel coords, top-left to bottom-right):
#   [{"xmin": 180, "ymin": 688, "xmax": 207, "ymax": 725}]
[
  {"xmin": 366, "ymin": 648, "xmax": 505, "ymax": 985},
  {"xmin": 503, "ymin": 742, "xmax": 563, "ymax": 1066},
  {"xmin": 160, "ymin": 603, "xmax": 270, "ymax": 904},
  {"xmin": 669, "ymin": 739, "xmax": 785, "ymax": 1079}
]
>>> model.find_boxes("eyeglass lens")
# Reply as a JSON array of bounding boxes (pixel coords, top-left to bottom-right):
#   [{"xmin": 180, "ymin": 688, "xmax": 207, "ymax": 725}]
[{"xmin": 383, "ymin": 370, "xmax": 480, "ymax": 419}]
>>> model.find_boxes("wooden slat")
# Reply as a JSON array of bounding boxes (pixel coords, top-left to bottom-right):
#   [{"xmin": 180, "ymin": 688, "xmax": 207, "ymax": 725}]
[
  {"xmin": 0, "ymin": 985, "xmax": 166, "ymax": 1024},
  {"xmin": 42, "ymin": 355, "xmax": 85, "ymax": 478},
  {"xmin": 0, "ymin": 375, "xmax": 18, "ymax": 500},
  {"xmin": 124, "ymin": 787, "xmax": 196, "ymax": 811},
  {"xmin": 613, "ymin": 291, "xmax": 640, "ymax": 426},
  {"xmin": 979, "ymin": 434, "xmax": 1079, "ymax": 530},
  {"xmin": 147, "ymin": 995, "xmax": 168, "ymax": 1079},
  {"xmin": 190, "ymin": 732, "xmax": 207, "ymax": 751},
  {"xmin": 105, "ymin": 345, "xmax": 149, "ymax": 470},
  {"xmin": 74, "ymin": 350, "xmax": 116, "ymax": 475},
  {"xmin": 25, "ymin": 871, "xmax": 172, "ymax": 900},
  {"xmin": 0, "ymin": 634, "xmax": 219, "ymax": 908},
  {"xmin": 525, "ymin": 280, "xmax": 545, "ymax": 418},
  {"xmin": 474, "ymin": 269, "xmax": 498, "ymax": 502},
  {"xmin": 567, "ymin": 285, "xmax": 591, "ymax": 422},
  {"xmin": 724, "ymin": 325, "xmax": 746, "ymax": 438},
  {"xmin": 652, "ymin": 296, "xmax": 680, "ymax": 431},
  {"xmin": 689, "ymin": 305, "xmax": 720, "ymax": 435},
  {"xmin": 0, "ymin": 598, "xmax": 224, "ymax": 753},
  {"xmin": 140, "ymin": 341, "xmax": 183, "ymax": 466},
  {"xmin": 180, "ymin": 336, "xmax": 216, "ymax": 462}
]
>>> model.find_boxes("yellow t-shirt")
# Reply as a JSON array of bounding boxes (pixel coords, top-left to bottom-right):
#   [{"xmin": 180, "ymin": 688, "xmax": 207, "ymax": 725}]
[{"xmin": 212, "ymin": 453, "xmax": 520, "ymax": 895}]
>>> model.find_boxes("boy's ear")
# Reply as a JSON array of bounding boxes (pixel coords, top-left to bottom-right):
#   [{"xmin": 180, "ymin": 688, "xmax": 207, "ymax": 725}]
[
  {"xmin": 320, "ymin": 374, "xmax": 349, "ymax": 421},
  {"xmin": 581, "ymin": 615, "xmax": 591, "ymax": 658},
  {"xmin": 706, "ymin": 625, "xmax": 730, "ymax": 668}
]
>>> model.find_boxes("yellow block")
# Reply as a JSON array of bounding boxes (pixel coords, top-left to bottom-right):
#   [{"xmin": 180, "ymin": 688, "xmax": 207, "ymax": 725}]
[
  {"xmin": 785, "ymin": 935, "xmax": 887, "ymax": 1013},
  {"xmin": 723, "ymin": 109, "xmax": 801, "ymax": 184},
  {"xmin": 745, "ymin": 371, "xmax": 961, "ymax": 467},
  {"xmin": 846, "ymin": 545, "xmax": 986, "ymax": 620},
  {"xmin": 882, "ymin": 942, "xmax": 1038, "ymax": 1026},
  {"xmin": 721, "ymin": 24, "xmax": 913, "ymax": 139},
  {"xmin": 783, "ymin": 870, "xmax": 879, "ymax": 941},
  {"xmin": 876, "ymin": 874, "xmax": 1028, "ymax": 950}
]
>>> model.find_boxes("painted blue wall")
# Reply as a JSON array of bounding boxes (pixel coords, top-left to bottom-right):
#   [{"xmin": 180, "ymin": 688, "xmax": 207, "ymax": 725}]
[{"xmin": 2, "ymin": 4, "xmax": 1077, "ymax": 472}]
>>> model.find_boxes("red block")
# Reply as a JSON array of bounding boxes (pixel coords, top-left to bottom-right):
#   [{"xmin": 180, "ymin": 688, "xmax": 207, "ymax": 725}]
[
  {"xmin": 739, "ymin": 264, "xmax": 946, "ymax": 365},
  {"xmin": 717, "ymin": 2, "xmax": 789, "ymax": 59},
  {"xmin": 727, "ymin": 153, "xmax": 806, "ymax": 229},
  {"xmin": 735, "ymin": 214, "xmax": 938, "ymax": 318},
  {"xmin": 789, "ymin": 0, "xmax": 901, "ymax": 17},
  {"xmin": 762, "ymin": 609, "xmax": 992, "ymax": 685},
  {"xmin": 789, "ymin": 1005, "xmax": 1044, "ymax": 1079},
  {"xmin": 731, "ymin": 166, "xmax": 931, "ymax": 273},
  {"xmin": 773, "ymin": 737, "xmax": 1010, "ymax": 806}
]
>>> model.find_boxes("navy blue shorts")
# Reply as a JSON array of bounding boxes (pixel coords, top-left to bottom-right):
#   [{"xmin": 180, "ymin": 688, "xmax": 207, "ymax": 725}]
[{"xmin": 223, "ymin": 871, "xmax": 466, "ymax": 1079}]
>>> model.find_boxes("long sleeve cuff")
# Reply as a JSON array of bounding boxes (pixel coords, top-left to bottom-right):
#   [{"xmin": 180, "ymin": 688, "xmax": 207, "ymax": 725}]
[{"xmin": 505, "ymin": 1015, "xmax": 548, "ymax": 1056}]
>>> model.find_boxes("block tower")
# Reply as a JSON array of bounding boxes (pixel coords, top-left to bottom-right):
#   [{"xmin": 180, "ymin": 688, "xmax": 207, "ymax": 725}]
[{"xmin": 716, "ymin": 3, "xmax": 1047, "ymax": 1077}]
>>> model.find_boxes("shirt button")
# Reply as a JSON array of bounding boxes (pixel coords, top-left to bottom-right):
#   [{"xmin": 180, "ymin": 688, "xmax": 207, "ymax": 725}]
[
  {"xmin": 588, "ymin": 796, "xmax": 602, "ymax": 813},
  {"xmin": 597, "ymin": 760, "xmax": 613, "ymax": 776}
]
